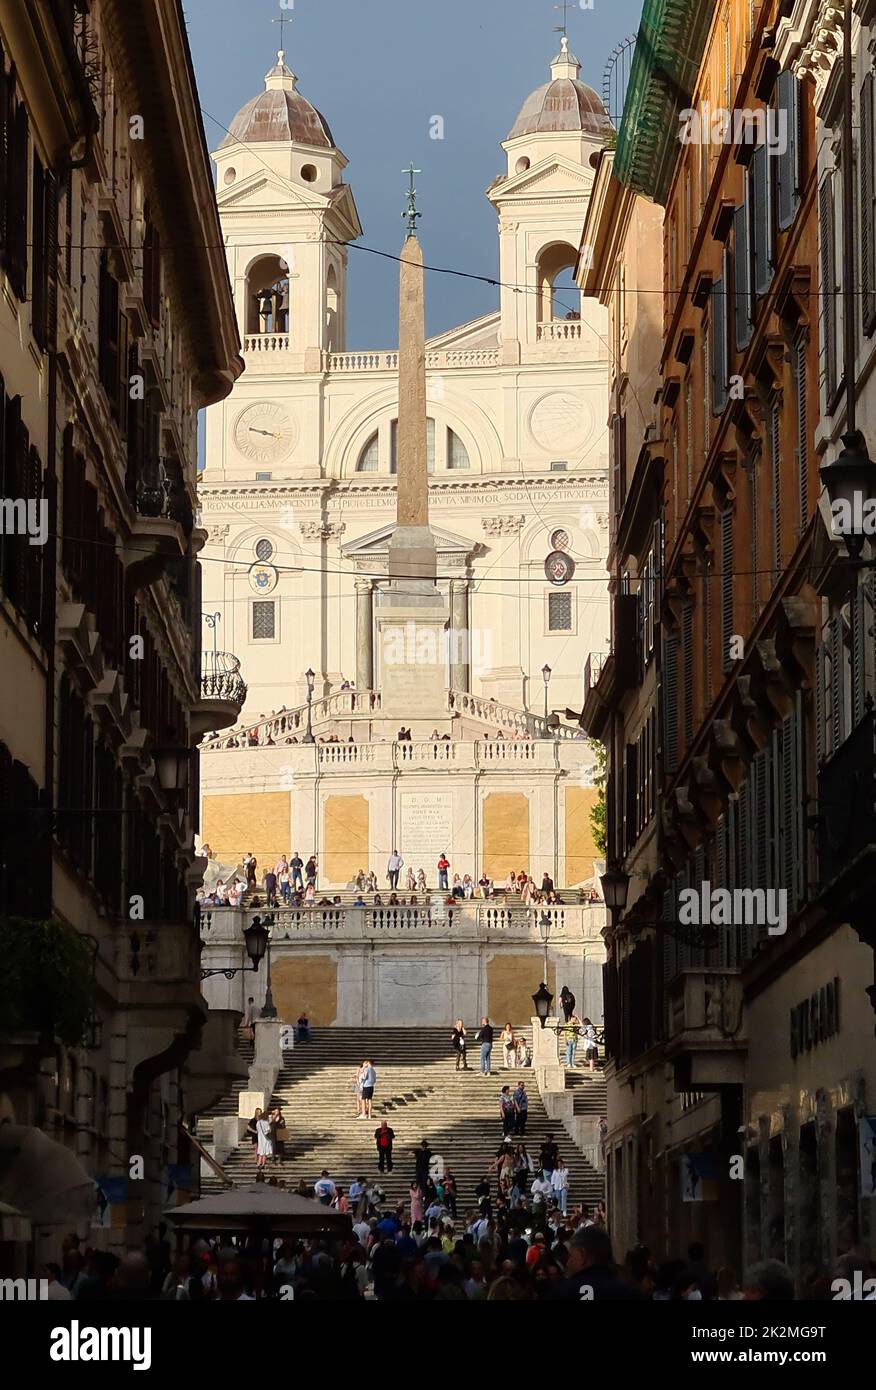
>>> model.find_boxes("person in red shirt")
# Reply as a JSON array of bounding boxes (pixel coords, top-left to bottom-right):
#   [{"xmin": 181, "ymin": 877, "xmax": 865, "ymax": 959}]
[
  {"xmin": 374, "ymin": 1119, "xmax": 395, "ymax": 1173},
  {"xmin": 437, "ymin": 854, "xmax": 450, "ymax": 891}
]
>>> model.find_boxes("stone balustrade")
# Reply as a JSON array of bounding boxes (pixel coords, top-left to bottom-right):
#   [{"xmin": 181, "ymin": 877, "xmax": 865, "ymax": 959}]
[
  {"xmin": 200, "ymin": 901, "xmax": 605, "ymax": 946},
  {"xmin": 325, "ymin": 347, "xmax": 500, "ymax": 372},
  {"xmin": 535, "ymin": 321, "xmax": 583, "ymax": 341},
  {"xmin": 199, "ymin": 738, "xmax": 590, "ymax": 773},
  {"xmin": 243, "ymin": 332, "xmax": 291, "ymax": 353}
]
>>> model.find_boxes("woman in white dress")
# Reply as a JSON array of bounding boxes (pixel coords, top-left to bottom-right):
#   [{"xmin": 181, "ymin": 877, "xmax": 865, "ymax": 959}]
[
  {"xmin": 255, "ymin": 1111, "xmax": 273, "ymax": 1169},
  {"xmin": 406, "ymin": 866, "xmax": 417, "ymax": 892}
]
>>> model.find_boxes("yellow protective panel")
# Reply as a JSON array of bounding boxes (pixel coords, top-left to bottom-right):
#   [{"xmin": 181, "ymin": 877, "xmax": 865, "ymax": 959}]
[
  {"xmin": 564, "ymin": 785, "xmax": 600, "ymax": 886},
  {"xmin": 323, "ymin": 794, "xmax": 369, "ymax": 885},
  {"xmin": 201, "ymin": 791, "xmax": 291, "ymax": 871},
  {"xmin": 482, "ymin": 792, "xmax": 530, "ymax": 884},
  {"xmin": 487, "ymin": 954, "xmax": 557, "ymax": 1028},
  {"xmin": 270, "ymin": 953, "xmax": 337, "ymax": 1026}
]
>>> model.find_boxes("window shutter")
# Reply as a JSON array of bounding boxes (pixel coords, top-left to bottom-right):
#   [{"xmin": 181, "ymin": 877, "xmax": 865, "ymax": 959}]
[
  {"xmin": 703, "ymin": 568, "xmax": 712, "ymax": 704},
  {"xmin": 682, "ymin": 599, "xmax": 694, "ymax": 747},
  {"xmin": 794, "ymin": 331, "xmax": 808, "ymax": 531},
  {"xmin": 721, "ymin": 506, "xmax": 734, "ymax": 672},
  {"xmin": 685, "ymin": 377, "xmax": 693, "ymax": 496},
  {"xmin": 829, "ymin": 612, "xmax": 844, "ymax": 751},
  {"xmin": 44, "ymin": 170, "xmax": 58, "ymax": 352},
  {"xmin": 751, "ymin": 143, "xmax": 772, "ymax": 296},
  {"xmin": 663, "ymin": 625, "xmax": 679, "ymax": 774},
  {"xmin": 663, "ymin": 886, "xmax": 678, "ymax": 985},
  {"xmin": 624, "ymin": 742, "xmax": 638, "ymax": 854},
  {"xmin": 723, "ymin": 811, "xmax": 734, "ymax": 967},
  {"xmin": 0, "ymin": 47, "xmax": 8, "ymax": 265},
  {"xmin": 31, "ymin": 150, "xmax": 46, "ymax": 350},
  {"xmin": 750, "ymin": 448, "xmax": 759, "ymax": 613},
  {"xmin": 703, "ymin": 328, "xmax": 711, "ymax": 450},
  {"xmin": 791, "ymin": 690, "xmax": 806, "ymax": 908},
  {"xmin": 770, "ymin": 396, "xmax": 781, "ymax": 579},
  {"xmin": 712, "ymin": 256, "xmax": 729, "ymax": 413},
  {"xmin": 777, "ymin": 70, "xmax": 800, "ymax": 231},
  {"xmin": 819, "ymin": 177, "xmax": 838, "ymax": 401},
  {"xmin": 862, "ymin": 70, "xmax": 876, "ymax": 334},
  {"xmin": 734, "ymin": 200, "xmax": 752, "ymax": 352},
  {"xmin": 815, "ymin": 639, "xmax": 826, "ymax": 768},
  {"xmin": 752, "ymin": 748, "xmax": 770, "ymax": 891}
]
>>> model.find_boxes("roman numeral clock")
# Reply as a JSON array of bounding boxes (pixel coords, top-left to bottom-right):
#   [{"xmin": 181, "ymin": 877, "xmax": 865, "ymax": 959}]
[{"xmin": 233, "ymin": 402, "xmax": 297, "ymax": 464}]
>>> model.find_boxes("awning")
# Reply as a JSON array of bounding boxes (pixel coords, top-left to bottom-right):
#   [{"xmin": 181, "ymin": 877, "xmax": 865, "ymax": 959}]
[
  {"xmin": 614, "ymin": 0, "xmax": 713, "ymax": 204},
  {"xmin": 0, "ymin": 1123, "xmax": 96, "ymax": 1226},
  {"xmin": 166, "ymin": 1183, "xmax": 352, "ymax": 1237}
]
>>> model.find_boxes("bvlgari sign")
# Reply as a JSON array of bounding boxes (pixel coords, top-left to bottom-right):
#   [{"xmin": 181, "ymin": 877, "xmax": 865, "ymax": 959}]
[{"xmin": 789, "ymin": 977, "xmax": 840, "ymax": 1058}]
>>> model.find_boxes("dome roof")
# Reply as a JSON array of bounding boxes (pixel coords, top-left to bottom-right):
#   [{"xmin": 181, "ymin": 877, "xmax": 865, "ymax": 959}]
[
  {"xmin": 508, "ymin": 39, "xmax": 613, "ymax": 141},
  {"xmin": 221, "ymin": 53, "xmax": 334, "ymax": 150}
]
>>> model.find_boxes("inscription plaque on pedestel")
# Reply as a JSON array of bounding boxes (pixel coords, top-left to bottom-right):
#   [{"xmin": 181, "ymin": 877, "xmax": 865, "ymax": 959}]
[{"xmin": 400, "ymin": 791, "xmax": 453, "ymax": 867}]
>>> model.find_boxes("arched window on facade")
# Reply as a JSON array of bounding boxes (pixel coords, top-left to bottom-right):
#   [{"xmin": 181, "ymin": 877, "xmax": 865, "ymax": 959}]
[
  {"xmin": 356, "ymin": 431, "xmax": 379, "ymax": 471},
  {"xmin": 246, "ymin": 254, "xmax": 290, "ymax": 335},
  {"xmin": 326, "ymin": 264, "xmax": 340, "ymax": 352},
  {"xmin": 536, "ymin": 242, "xmax": 580, "ymax": 324},
  {"xmin": 356, "ymin": 418, "xmax": 469, "ymax": 472}
]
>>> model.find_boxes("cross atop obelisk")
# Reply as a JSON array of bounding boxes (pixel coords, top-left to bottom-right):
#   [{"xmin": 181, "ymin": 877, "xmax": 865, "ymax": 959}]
[{"xmin": 388, "ymin": 168, "xmax": 436, "ymax": 585}]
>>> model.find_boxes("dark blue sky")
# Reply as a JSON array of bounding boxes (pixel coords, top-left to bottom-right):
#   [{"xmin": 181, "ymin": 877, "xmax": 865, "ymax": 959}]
[{"xmin": 185, "ymin": 0, "xmax": 642, "ymax": 347}]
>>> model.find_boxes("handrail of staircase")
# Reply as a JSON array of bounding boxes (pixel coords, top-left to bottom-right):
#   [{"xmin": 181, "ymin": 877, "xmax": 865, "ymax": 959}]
[
  {"xmin": 179, "ymin": 1120, "xmax": 235, "ymax": 1188},
  {"xmin": 199, "ymin": 689, "xmax": 382, "ymax": 748},
  {"xmin": 447, "ymin": 689, "xmax": 578, "ymax": 740}
]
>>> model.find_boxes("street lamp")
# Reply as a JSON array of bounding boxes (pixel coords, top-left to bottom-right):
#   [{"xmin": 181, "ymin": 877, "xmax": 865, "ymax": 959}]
[
  {"xmin": 152, "ymin": 743, "xmax": 191, "ymax": 807},
  {"xmin": 303, "ymin": 667, "xmax": 316, "ymax": 744},
  {"xmin": 531, "ymin": 981, "xmax": 554, "ymax": 1029},
  {"xmin": 819, "ymin": 431, "xmax": 876, "ymax": 562},
  {"xmin": 600, "ymin": 860, "xmax": 630, "ymax": 926},
  {"xmin": 200, "ymin": 916, "xmax": 269, "ymax": 980},
  {"xmin": 259, "ymin": 913, "xmax": 278, "ymax": 1019},
  {"xmin": 542, "ymin": 664, "xmax": 552, "ymax": 725}
]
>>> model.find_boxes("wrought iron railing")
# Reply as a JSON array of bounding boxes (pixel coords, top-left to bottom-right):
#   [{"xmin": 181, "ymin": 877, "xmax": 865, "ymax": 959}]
[{"xmin": 201, "ymin": 651, "xmax": 247, "ymax": 707}]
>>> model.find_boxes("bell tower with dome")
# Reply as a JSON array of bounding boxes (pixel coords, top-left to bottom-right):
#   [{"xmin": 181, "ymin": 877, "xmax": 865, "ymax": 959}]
[
  {"xmin": 488, "ymin": 36, "xmax": 613, "ymax": 363},
  {"xmin": 209, "ymin": 50, "xmax": 362, "ymax": 394}
]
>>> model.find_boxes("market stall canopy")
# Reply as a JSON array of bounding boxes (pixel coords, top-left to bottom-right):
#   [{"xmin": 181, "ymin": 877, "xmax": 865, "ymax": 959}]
[
  {"xmin": 166, "ymin": 1184, "xmax": 352, "ymax": 1236},
  {"xmin": 0, "ymin": 1123, "xmax": 95, "ymax": 1225}
]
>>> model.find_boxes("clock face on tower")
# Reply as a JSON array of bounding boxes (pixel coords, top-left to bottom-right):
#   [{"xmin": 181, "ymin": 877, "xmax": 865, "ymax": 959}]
[{"xmin": 233, "ymin": 402, "xmax": 297, "ymax": 463}]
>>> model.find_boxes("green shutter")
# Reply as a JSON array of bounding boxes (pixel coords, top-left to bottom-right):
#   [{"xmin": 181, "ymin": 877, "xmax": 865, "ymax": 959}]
[
  {"xmin": 777, "ymin": 70, "xmax": 800, "ymax": 231},
  {"xmin": 862, "ymin": 71, "xmax": 876, "ymax": 334},
  {"xmin": 819, "ymin": 176, "xmax": 837, "ymax": 401},
  {"xmin": 734, "ymin": 199, "xmax": 752, "ymax": 352},
  {"xmin": 721, "ymin": 506, "xmax": 734, "ymax": 672}
]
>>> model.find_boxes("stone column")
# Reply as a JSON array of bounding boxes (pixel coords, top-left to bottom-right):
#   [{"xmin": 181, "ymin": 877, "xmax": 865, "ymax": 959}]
[
  {"xmin": 355, "ymin": 578, "xmax": 373, "ymax": 690},
  {"xmin": 449, "ymin": 578, "xmax": 470, "ymax": 692}
]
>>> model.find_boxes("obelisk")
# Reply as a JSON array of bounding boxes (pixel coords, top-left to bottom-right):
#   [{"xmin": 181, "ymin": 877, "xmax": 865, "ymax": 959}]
[
  {"xmin": 376, "ymin": 167, "xmax": 448, "ymax": 720},
  {"xmin": 388, "ymin": 169, "xmax": 438, "ymax": 590}
]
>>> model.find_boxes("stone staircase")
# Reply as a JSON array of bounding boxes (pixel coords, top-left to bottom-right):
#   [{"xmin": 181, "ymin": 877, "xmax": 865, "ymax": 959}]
[{"xmin": 197, "ymin": 1027, "xmax": 605, "ymax": 1211}]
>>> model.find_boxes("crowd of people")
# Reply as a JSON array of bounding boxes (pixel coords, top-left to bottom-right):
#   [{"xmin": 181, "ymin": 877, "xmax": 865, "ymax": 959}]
[
  {"xmin": 46, "ymin": 1215, "xmax": 869, "ymax": 1301},
  {"xmin": 195, "ymin": 849, "xmax": 604, "ymax": 914}
]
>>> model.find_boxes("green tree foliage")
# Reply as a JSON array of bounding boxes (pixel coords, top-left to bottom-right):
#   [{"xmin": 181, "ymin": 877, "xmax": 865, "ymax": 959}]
[
  {"xmin": 588, "ymin": 739, "xmax": 607, "ymax": 857},
  {"xmin": 0, "ymin": 917, "xmax": 93, "ymax": 1046}
]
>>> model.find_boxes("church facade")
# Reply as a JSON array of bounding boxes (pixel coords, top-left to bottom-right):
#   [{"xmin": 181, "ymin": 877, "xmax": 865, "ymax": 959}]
[
  {"xmin": 196, "ymin": 42, "xmax": 613, "ymax": 948},
  {"xmin": 199, "ymin": 41, "xmax": 612, "ymax": 720}
]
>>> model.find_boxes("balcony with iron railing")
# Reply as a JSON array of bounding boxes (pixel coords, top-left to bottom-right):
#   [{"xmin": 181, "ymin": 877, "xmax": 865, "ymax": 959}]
[{"xmin": 191, "ymin": 651, "xmax": 247, "ymax": 739}]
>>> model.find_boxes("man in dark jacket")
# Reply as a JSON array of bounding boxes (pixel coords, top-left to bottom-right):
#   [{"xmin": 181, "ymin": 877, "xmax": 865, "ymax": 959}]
[
  {"xmin": 553, "ymin": 1227, "xmax": 644, "ymax": 1300},
  {"xmin": 374, "ymin": 1119, "xmax": 395, "ymax": 1173}
]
